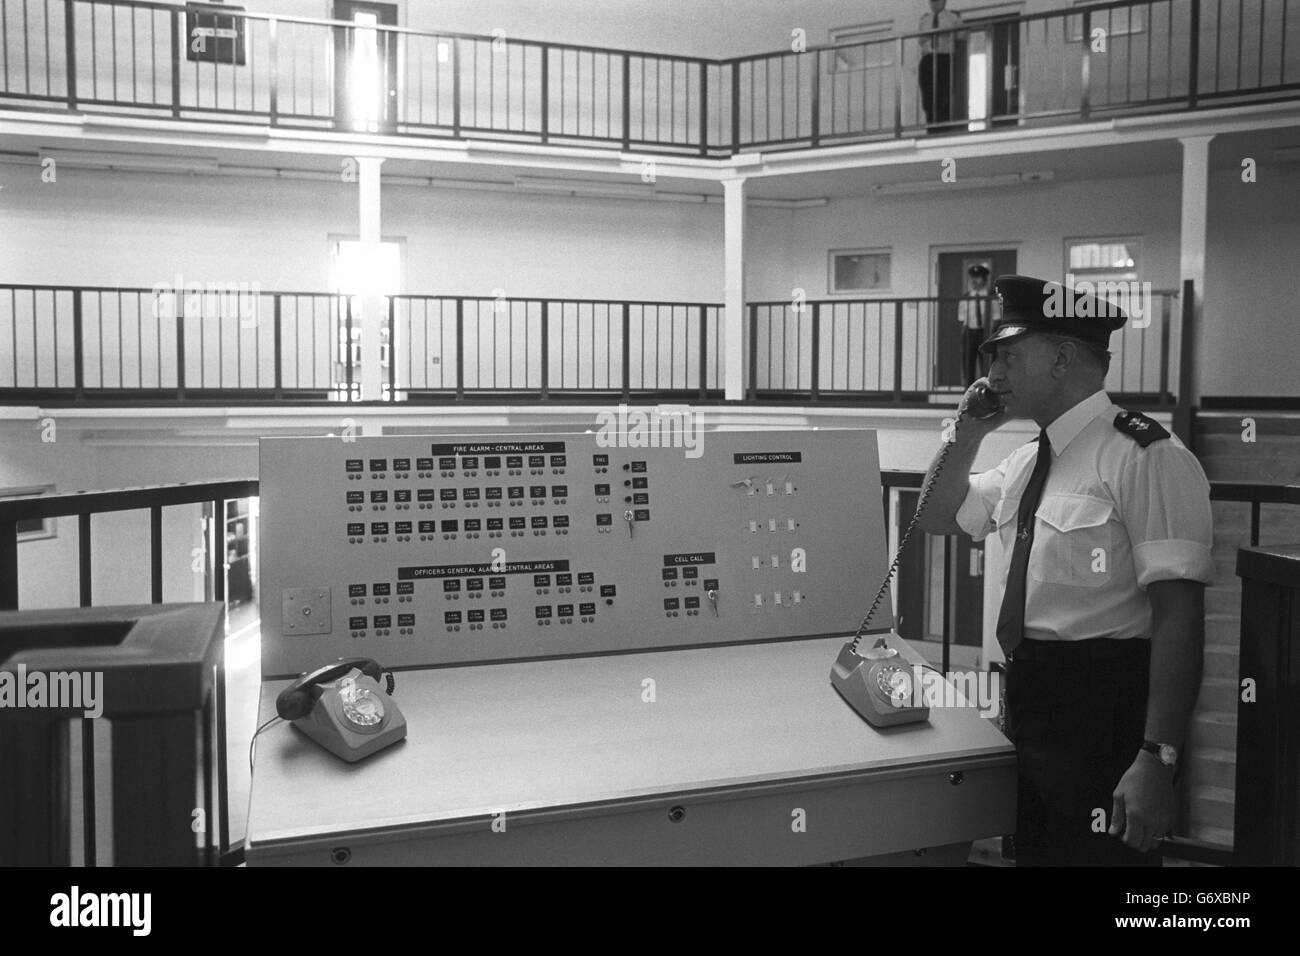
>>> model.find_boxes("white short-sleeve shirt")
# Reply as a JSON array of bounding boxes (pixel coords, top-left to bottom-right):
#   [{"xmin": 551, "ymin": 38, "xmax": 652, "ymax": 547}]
[
  {"xmin": 955, "ymin": 389, "xmax": 1215, "ymax": 642},
  {"xmin": 919, "ymin": 10, "xmax": 963, "ymax": 55},
  {"xmin": 957, "ymin": 292, "xmax": 1000, "ymax": 330}
]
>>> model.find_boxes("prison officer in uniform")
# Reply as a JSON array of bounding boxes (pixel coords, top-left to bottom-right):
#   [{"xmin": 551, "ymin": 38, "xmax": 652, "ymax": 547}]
[
  {"xmin": 916, "ymin": 275, "xmax": 1214, "ymax": 866},
  {"xmin": 918, "ymin": 0, "xmax": 964, "ymax": 132},
  {"xmin": 956, "ymin": 263, "xmax": 998, "ymax": 385}
]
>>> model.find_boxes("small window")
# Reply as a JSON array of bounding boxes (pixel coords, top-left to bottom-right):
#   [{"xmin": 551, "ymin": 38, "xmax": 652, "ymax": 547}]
[
  {"xmin": 827, "ymin": 22, "xmax": 895, "ymax": 74},
  {"xmin": 830, "ymin": 248, "xmax": 892, "ymax": 294},
  {"xmin": 185, "ymin": 2, "xmax": 248, "ymax": 66},
  {"xmin": 1064, "ymin": 237, "xmax": 1140, "ymax": 282},
  {"xmin": 0, "ymin": 485, "xmax": 57, "ymax": 542},
  {"xmin": 1064, "ymin": 236, "xmax": 1146, "ymax": 320}
]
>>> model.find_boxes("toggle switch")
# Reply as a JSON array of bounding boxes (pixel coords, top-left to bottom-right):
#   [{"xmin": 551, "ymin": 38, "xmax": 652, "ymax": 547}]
[
  {"xmin": 770, "ymin": 554, "xmax": 780, "ymax": 569},
  {"xmin": 768, "ymin": 518, "xmax": 777, "ymax": 532},
  {"xmin": 749, "ymin": 519, "xmax": 758, "ymax": 533},
  {"xmin": 785, "ymin": 480, "xmax": 793, "ymax": 495},
  {"xmin": 706, "ymin": 588, "xmax": 718, "ymax": 616},
  {"xmin": 787, "ymin": 518, "xmax": 796, "ymax": 531},
  {"xmin": 753, "ymin": 593, "xmax": 763, "ymax": 608},
  {"xmin": 751, "ymin": 556, "xmax": 761, "ymax": 570},
  {"xmin": 791, "ymin": 590, "xmax": 803, "ymax": 604},
  {"xmin": 624, "ymin": 509, "xmax": 635, "ymax": 539},
  {"xmin": 773, "ymin": 591, "xmax": 783, "ymax": 606},
  {"xmin": 765, "ymin": 480, "xmax": 775, "ymax": 496}
]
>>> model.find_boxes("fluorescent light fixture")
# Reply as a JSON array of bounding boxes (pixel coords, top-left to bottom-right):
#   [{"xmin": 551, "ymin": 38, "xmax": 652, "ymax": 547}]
[
  {"xmin": 513, "ymin": 175, "xmax": 656, "ymax": 198},
  {"xmin": 38, "ymin": 148, "xmax": 219, "ymax": 173},
  {"xmin": 751, "ymin": 197, "xmax": 829, "ymax": 208},
  {"xmin": 871, "ymin": 170, "xmax": 1053, "ymax": 195}
]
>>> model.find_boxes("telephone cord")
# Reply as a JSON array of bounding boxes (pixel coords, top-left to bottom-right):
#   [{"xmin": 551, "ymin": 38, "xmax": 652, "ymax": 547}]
[{"xmin": 848, "ymin": 419, "xmax": 959, "ymax": 654}]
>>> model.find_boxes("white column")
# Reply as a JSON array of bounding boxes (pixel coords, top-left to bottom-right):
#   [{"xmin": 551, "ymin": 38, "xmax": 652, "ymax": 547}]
[
  {"xmin": 357, "ymin": 155, "xmax": 385, "ymax": 403},
  {"xmin": 723, "ymin": 177, "xmax": 746, "ymax": 401},
  {"xmin": 1178, "ymin": 135, "xmax": 1213, "ymax": 407}
]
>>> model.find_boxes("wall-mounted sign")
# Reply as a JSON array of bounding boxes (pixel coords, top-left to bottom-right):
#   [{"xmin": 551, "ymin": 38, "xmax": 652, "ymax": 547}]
[{"xmin": 185, "ymin": 3, "xmax": 247, "ymax": 66}]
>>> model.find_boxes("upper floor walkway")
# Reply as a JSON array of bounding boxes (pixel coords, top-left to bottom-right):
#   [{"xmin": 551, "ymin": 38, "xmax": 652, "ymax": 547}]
[{"xmin": 1, "ymin": 0, "xmax": 1297, "ymax": 160}]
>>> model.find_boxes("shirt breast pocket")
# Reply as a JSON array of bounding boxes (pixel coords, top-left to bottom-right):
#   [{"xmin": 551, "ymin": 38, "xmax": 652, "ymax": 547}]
[{"xmin": 1031, "ymin": 493, "xmax": 1114, "ymax": 588}]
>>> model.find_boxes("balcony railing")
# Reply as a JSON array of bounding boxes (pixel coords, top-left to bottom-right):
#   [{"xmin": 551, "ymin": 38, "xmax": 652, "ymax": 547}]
[
  {"xmin": 0, "ymin": 283, "xmax": 1180, "ymax": 406},
  {"xmin": 0, "ymin": 0, "xmax": 1296, "ymax": 155}
]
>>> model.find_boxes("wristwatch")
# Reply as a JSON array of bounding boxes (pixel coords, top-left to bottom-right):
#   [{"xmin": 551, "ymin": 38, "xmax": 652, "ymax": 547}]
[{"xmin": 1140, "ymin": 740, "xmax": 1179, "ymax": 768}]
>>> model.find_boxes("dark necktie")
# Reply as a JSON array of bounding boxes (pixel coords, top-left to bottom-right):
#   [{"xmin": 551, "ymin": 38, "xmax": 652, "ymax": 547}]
[
  {"xmin": 975, "ymin": 296, "xmax": 984, "ymax": 331},
  {"xmin": 996, "ymin": 429, "xmax": 1052, "ymax": 656}
]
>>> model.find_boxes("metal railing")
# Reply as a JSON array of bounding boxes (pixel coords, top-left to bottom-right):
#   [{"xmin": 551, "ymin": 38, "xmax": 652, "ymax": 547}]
[
  {"xmin": 747, "ymin": 291, "xmax": 1177, "ymax": 404},
  {"xmin": 0, "ymin": 284, "xmax": 1180, "ymax": 406},
  {"xmin": 387, "ymin": 295, "xmax": 723, "ymax": 401},
  {"xmin": 1, "ymin": 0, "xmax": 1296, "ymax": 154},
  {"xmin": 0, "ymin": 477, "xmax": 256, "ymax": 866},
  {"xmin": 0, "ymin": 285, "xmax": 353, "ymax": 401}
]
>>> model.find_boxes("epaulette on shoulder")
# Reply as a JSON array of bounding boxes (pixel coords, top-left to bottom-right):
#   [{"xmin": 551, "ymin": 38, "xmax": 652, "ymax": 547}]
[{"xmin": 1113, "ymin": 410, "xmax": 1171, "ymax": 448}]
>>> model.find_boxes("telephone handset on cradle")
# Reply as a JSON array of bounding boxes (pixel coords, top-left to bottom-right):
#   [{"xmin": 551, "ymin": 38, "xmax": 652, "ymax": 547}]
[
  {"xmin": 831, "ymin": 636, "xmax": 927, "ymax": 727},
  {"xmin": 830, "ymin": 378, "xmax": 1003, "ymax": 727},
  {"xmin": 276, "ymin": 657, "xmax": 407, "ymax": 762}
]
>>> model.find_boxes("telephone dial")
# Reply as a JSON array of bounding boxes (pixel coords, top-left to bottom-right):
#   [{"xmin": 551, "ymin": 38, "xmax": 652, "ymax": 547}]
[
  {"xmin": 830, "ymin": 378, "xmax": 1004, "ymax": 727},
  {"xmin": 276, "ymin": 657, "xmax": 407, "ymax": 762}
]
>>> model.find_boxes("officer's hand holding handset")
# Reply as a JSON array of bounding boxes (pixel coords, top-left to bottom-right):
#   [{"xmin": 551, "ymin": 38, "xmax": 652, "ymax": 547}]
[
  {"xmin": 958, "ymin": 376, "xmax": 1008, "ymax": 429},
  {"xmin": 916, "ymin": 378, "xmax": 1008, "ymax": 538}
]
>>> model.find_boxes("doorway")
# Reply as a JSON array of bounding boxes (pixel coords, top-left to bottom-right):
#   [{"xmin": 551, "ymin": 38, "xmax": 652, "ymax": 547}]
[
  {"xmin": 965, "ymin": 13, "xmax": 1021, "ymax": 127},
  {"xmin": 933, "ymin": 248, "xmax": 1018, "ymax": 389},
  {"xmin": 895, "ymin": 489, "xmax": 986, "ymax": 665},
  {"xmin": 333, "ymin": 1, "xmax": 399, "ymax": 132}
]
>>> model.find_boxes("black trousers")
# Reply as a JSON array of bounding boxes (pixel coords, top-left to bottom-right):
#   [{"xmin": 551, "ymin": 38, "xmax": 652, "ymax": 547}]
[
  {"xmin": 1005, "ymin": 640, "xmax": 1163, "ymax": 867},
  {"xmin": 918, "ymin": 53, "xmax": 952, "ymax": 128},
  {"xmin": 962, "ymin": 327, "xmax": 984, "ymax": 385}
]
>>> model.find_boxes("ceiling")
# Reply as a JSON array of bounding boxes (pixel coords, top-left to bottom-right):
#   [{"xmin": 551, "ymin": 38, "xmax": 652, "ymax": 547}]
[{"xmin": 0, "ymin": 116, "xmax": 1295, "ymax": 203}]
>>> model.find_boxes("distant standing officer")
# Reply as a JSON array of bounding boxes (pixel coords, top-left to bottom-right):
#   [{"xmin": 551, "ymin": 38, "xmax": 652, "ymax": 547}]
[
  {"xmin": 918, "ymin": 0, "xmax": 964, "ymax": 132},
  {"xmin": 957, "ymin": 263, "xmax": 998, "ymax": 385}
]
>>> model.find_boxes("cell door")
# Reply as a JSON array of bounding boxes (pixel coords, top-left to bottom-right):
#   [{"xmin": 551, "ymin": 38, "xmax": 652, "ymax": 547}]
[
  {"xmin": 983, "ymin": 17, "xmax": 1020, "ymax": 125},
  {"xmin": 334, "ymin": 1, "xmax": 399, "ymax": 132}
]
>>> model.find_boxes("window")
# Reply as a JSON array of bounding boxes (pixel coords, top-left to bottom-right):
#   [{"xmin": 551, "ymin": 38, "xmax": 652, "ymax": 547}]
[
  {"xmin": 1064, "ymin": 237, "xmax": 1141, "ymax": 282},
  {"xmin": 333, "ymin": 1, "xmax": 399, "ymax": 133},
  {"xmin": 829, "ymin": 249, "xmax": 892, "ymax": 294},
  {"xmin": 827, "ymin": 22, "xmax": 895, "ymax": 74},
  {"xmin": 348, "ymin": 12, "xmax": 384, "ymax": 132},
  {"xmin": 185, "ymin": 2, "xmax": 247, "ymax": 66},
  {"xmin": 331, "ymin": 239, "xmax": 402, "ymax": 299},
  {"xmin": 0, "ymin": 485, "xmax": 57, "ymax": 542},
  {"xmin": 330, "ymin": 238, "xmax": 403, "ymax": 397},
  {"xmin": 1064, "ymin": 237, "xmax": 1145, "ymax": 320}
]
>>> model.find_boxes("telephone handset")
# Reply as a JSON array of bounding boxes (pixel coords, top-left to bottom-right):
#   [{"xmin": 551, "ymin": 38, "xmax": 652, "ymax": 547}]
[
  {"xmin": 830, "ymin": 378, "xmax": 1004, "ymax": 727},
  {"xmin": 966, "ymin": 380, "xmax": 1005, "ymax": 421},
  {"xmin": 276, "ymin": 657, "xmax": 407, "ymax": 762}
]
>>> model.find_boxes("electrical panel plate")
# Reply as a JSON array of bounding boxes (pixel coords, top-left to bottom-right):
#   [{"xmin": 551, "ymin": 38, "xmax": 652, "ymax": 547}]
[{"xmin": 259, "ymin": 429, "xmax": 890, "ymax": 676}]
